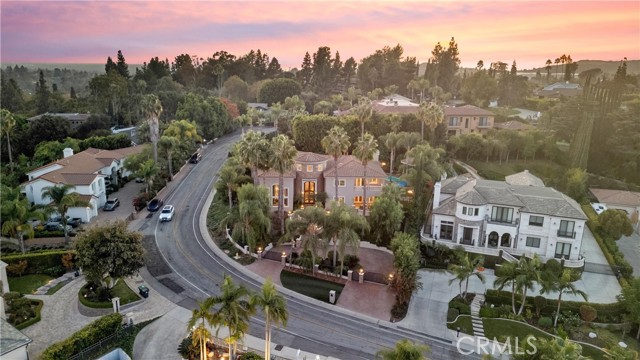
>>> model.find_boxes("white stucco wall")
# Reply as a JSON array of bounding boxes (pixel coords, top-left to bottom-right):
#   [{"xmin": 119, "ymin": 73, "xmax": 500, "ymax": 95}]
[
  {"xmin": 1, "ymin": 346, "xmax": 30, "ymax": 360},
  {"xmin": 26, "ymin": 164, "xmax": 62, "ymax": 181}
]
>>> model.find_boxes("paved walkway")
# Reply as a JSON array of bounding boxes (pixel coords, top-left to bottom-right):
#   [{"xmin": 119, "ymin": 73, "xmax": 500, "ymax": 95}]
[
  {"xmin": 453, "ymin": 160, "xmax": 483, "ymax": 180},
  {"xmin": 618, "ymin": 232, "xmax": 640, "ymax": 277}
]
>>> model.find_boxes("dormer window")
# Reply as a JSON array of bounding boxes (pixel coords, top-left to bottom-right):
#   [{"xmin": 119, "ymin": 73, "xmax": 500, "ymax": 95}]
[
  {"xmin": 317, "ymin": 164, "xmax": 323, "ymax": 171},
  {"xmin": 296, "ymin": 164, "xmax": 302, "ymax": 171},
  {"xmin": 307, "ymin": 165, "xmax": 313, "ymax": 172}
]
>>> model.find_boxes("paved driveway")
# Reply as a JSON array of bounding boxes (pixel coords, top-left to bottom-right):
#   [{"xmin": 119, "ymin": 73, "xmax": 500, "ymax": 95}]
[
  {"xmin": 618, "ymin": 232, "xmax": 640, "ymax": 277},
  {"xmin": 87, "ymin": 181, "xmax": 145, "ymax": 228}
]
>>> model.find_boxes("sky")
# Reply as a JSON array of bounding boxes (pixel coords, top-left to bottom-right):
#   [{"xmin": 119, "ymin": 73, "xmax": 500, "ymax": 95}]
[{"xmin": 1, "ymin": 1, "xmax": 639, "ymax": 70}]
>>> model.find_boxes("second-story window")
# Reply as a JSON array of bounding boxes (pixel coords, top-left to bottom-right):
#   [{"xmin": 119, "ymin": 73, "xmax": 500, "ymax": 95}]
[
  {"xmin": 317, "ymin": 164, "xmax": 323, "ymax": 171},
  {"xmin": 306, "ymin": 165, "xmax": 313, "ymax": 172},
  {"xmin": 448, "ymin": 117, "xmax": 459, "ymax": 126},
  {"xmin": 479, "ymin": 117, "xmax": 488, "ymax": 126},
  {"xmin": 529, "ymin": 215, "xmax": 544, "ymax": 227},
  {"xmin": 491, "ymin": 206, "xmax": 513, "ymax": 223},
  {"xmin": 338, "ymin": 179, "xmax": 346, "ymax": 187},
  {"xmin": 296, "ymin": 164, "xmax": 302, "ymax": 171},
  {"xmin": 355, "ymin": 178, "xmax": 364, "ymax": 187},
  {"xmin": 558, "ymin": 220, "xmax": 575, "ymax": 238}
]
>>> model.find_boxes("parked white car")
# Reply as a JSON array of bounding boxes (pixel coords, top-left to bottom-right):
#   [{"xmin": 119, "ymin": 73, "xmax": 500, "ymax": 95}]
[
  {"xmin": 591, "ymin": 203, "xmax": 608, "ymax": 215},
  {"xmin": 159, "ymin": 205, "xmax": 175, "ymax": 222}
]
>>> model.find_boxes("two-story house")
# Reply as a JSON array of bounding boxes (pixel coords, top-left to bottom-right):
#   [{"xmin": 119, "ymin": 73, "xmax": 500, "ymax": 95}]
[
  {"xmin": 424, "ymin": 171, "xmax": 587, "ymax": 266},
  {"xmin": 444, "ymin": 105, "xmax": 494, "ymax": 136},
  {"xmin": 257, "ymin": 152, "xmax": 386, "ymax": 213},
  {"xmin": 21, "ymin": 146, "xmax": 145, "ymax": 222}
]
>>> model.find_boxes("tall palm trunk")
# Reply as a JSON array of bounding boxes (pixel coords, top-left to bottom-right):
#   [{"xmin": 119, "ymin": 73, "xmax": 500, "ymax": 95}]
[
  {"xmin": 264, "ymin": 310, "xmax": 271, "ymax": 360},
  {"xmin": 430, "ymin": 128, "xmax": 436, "ymax": 147},
  {"xmin": 227, "ymin": 186, "xmax": 233, "ymax": 209},
  {"xmin": 362, "ymin": 165, "xmax": 368, "ymax": 217},
  {"xmin": 18, "ymin": 230, "xmax": 25, "ymax": 254},
  {"xmin": 7, "ymin": 135, "xmax": 13, "ymax": 173},
  {"xmin": 334, "ymin": 156, "xmax": 339, "ymax": 200},
  {"xmin": 554, "ymin": 292, "xmax": 563, "ymax": 327},
  {"xmin": 63, "ymin": 217, "xmax": 70, "ymax": 246},
  {"xmin": 421, "ymin": 122, "xmax": 425, "ymax": 140},
  {"xmin": 518, "ymin": 288, "xmax": 528, "ymax": 315},
  {"xmin": 167, "ymin": 151, "xmax": 173, "ymax": 181},
  {"xmin": 389, "ymin": 148, "xmax": 395, "ymax": 175},
  {"xmin": 511, "ymin": 282, "xmax": 517, "ymax": 314}
]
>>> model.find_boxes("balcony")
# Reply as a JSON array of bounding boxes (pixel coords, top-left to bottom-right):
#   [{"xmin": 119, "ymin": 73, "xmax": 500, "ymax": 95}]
[
  {"xmin": 486, "ymin": 216, "xmax": 518, "ymax": 227},
  {"xmin": 557, "ymin": 230, "xmax": 576, "ymax": 239}
]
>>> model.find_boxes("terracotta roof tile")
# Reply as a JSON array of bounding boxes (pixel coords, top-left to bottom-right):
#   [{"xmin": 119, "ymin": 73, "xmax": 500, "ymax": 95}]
[
  {"xmin": 444, "ymin": 105, "xmax": 494, "ymax": 116},
  {"xmin": 590, "ymin": 188, "xmax": 640, "ymax": 207},
  {"xmin": 323, "ymin": 155, "xmax": 386, "ymax": 178},
  {"xmin": 296, "ymin": 152, "xmax": 330, "ymax": 163}
]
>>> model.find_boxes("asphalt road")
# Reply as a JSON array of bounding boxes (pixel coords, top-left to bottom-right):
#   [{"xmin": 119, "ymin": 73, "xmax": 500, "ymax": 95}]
[{"xmin": 135, "ymin": 128, "xmax": 476, "ymax": 360}]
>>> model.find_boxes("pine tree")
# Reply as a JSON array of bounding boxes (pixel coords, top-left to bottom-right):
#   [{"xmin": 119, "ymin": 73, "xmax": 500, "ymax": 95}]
[
  {"xmin": 299, "ymin": 52, "xmax": 313, "ymax": 88},
  {"xmin": 116, "ymin": 50, "xmax": 130, "ymax": 78},
  {"xmin": 34, "ymin": 70, "xmax": 50, "ymax": 114},
  {"xmin": 105, "ymin": 56, "xmax": 117, "ymax": 74}
]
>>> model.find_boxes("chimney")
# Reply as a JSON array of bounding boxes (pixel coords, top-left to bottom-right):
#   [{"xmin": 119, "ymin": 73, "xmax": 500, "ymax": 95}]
[
  {"xmin": 63, "ymin": 148, "xmax": 74, "ymax": 158},
  {"xmin": 433, "ymin": 181, "xmax": 442, "ymax": 210}
]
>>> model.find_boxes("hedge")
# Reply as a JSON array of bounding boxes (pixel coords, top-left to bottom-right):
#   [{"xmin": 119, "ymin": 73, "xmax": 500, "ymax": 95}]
[
  {"xmin": 41, "ymin": 313, "xmax": 123, "ymax": 360},
  {"xmin": 1, "ymin": 250, "xmax": 71, "ymax": 275},
  {"xmin": 485, "ymin": 289, "xmax": 626, "ymax": 323},
  {"xmin": 15, "ymin": 299, "xmax": 44, "ymax": 330}
]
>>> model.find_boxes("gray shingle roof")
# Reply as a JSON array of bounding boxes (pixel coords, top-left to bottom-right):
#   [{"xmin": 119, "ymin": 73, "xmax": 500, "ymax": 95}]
[
  {"xmin": 0, "ymin": 318, "xmax": 32, "ymax": 355},
  {"xmin": 505, "ymin": 170, "xmax": 545, "ymax": 187},
  {"xmin": 441, "ymin": 175, "xmax": 472, "ymax": 194},
  {"xmin": 457, "ymin": 188, "xmax": 486, "ymax": 205},
  {"xmin": 433, "ymin": 196, "xmax": 457, "ymax": 215}
]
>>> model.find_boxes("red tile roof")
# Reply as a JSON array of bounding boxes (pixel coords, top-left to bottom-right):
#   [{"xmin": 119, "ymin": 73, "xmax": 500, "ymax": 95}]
[
  {"xmin": 590, "ymin": 188, "xmax": 640, "ymax": 207},
  {"xmin": 324, "ymin": 155, "xmax": 386, "ymax": 178},
  {"xmin": 444, "ymin": 105, "xmax": 494, "ymax": 116}
]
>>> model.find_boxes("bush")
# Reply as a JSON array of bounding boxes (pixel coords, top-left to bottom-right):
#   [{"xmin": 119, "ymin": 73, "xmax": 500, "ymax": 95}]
[
  {"xmin": 43, "ymin": 266, "xmax": 66, "ymax": 277},
  {"xmin": 538, "ymin": 316, "xmax": 553, "ymax": 328},
  {"xmin": 447, "ymin": 308, "xmax": 460, "ymax": 322},
  {"xmin": 449, "ymin": 300, "xmax": 471, "ymax": 315},
  {"xmin": 343, "ymin": 254, "xmax": 360, "ymax": 269},
  {"xmin": 391, "ymin": 301, "xmax": 408, "ymax": 320},
  {"xmin": 579, "ymin": 304, "xmax": 598, "ymax": 324},
  {"xmin": 6, "ymin": 260, "xmax": 28, "ymax": 276},
  {"xmin": 534, "ymin": 296, "xmax": 546, "ymax": 317},
  {"xmin": 41, "ymin": 313, "xmax": 123, "ymax": 360},
  {"xmin": 1, "ymin": 251, "xmax": 69, "ymax": 275},
  {"xmin": 479, "ymin": 306, "xmax": 498, "ymax": 318}
]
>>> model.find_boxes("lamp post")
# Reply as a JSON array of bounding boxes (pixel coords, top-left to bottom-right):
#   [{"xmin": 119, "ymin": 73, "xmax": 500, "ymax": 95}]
[
  {"xmin": 358, "ymin": 268, "xmax": 365, "ymax": 284},
  {"xmin": 387, "ymin": 273, "xmax": 394, "ymax": 286},
  {"xmin": 257, "ymin": 247, "xmax": 263, "ymax": 260},
  {"xmin": 281, "ymin": 251, "xmax": 287, "ymax": 266}
]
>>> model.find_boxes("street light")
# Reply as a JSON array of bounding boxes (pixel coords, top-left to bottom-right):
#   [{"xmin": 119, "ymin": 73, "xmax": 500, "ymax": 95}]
[{"xmin": 257, "ymin": 247, "xmax": 263, "ymax": 260}]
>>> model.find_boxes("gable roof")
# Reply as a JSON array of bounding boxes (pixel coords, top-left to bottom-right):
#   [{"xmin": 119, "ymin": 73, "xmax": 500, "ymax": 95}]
[
  {"xmin": 444, "ymin": 105, "xmax": 494, "ymax": 117},
  {"xmin": 590, "ymin": 188, "xmax": 640, "ymax": 207},
  {"xmin": 0, "ymin": 318, "xmax": 32, "ymax": 355},
  {"xmin": 441, "ymin": 175, "xmax": 473, "ymax": 194},
  {"xmin": 433, "ymin": 196, "xmax": 457, "ymax": 216},
  {"xmin": 296, "ymin": 152, "xmax": 330, "ymax": 163},
  {"xmin": 505, "ymin": 170, "xmax": 545, "ymax": 187}
]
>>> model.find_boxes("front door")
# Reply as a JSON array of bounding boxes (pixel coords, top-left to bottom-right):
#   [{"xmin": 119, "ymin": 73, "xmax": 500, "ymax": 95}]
[
  {"xmin": 303, "ymin": 181, "xmax": 316, "ymax": 205},
  {"xmin": 462, "ymin": 227, "xmax": 473, "ymax": 245},
  {"xmin": 555, "ymin": 242, "xmax": 571, "ymax": 259}
]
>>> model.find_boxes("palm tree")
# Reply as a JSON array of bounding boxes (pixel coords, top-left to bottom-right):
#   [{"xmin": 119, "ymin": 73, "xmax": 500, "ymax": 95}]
[
  {"xmin": 352, "ymin": 97, "xmax": 373, "ymax": 139},
  {"xmin": 231, "ymin": 184, "xmax": 271, "ymax": 252},
  {"xmin": 418, "ymin": 102, "xmax": 444, "ymax": 146},
  {"xmin": 236, "ymin": 130, "xmax": 269, "ymax": 184},
  {"xmin": 212, "ymin": 275, "xmax": 254, "ymax": 359},
  {"xmin": 416, "ymin": 78, "xmax": 430, "ymax": 103},
  {"xmin": 142, "ymin": 94, "xmax": 163, "ymax": 163},
  {"xmin": 137, "ymin": 159, "xmax": 158, "ymax": 193},
  {"xmin": 448, "ymin": 253, "xmax": 485, "ymax": 300},
  {"xmin": 513, "ymin": 255, "xmax": 543, "ymax": 315},
  {"xmin": 217, "ymin": 164, "xmax": 249, "ymax": 209},
  {"xmin": 398, "ymin": 132, "xmax": 422, "ymax": 154},
  {"xmin": 493, "ymin": 260, "xmax": 520, "ymax": 314},
  {"xmin": 41, "ymin": 184, "xmax": 91, "ymax": 245},
  {"xmin": 513, "ymin": 336, "xmax": 588, "ymax": 360},
  {"xmin": 321, "ymin": 126, "xmax": 351, "ymax": 201},
  {"xmin": 545, "ymin": 59, "xmax": 553, "ymax": 81},
  {"xmin": 187, "ymin": 298, "xmax": 217, "ymax": 360},
  {"xmin": 554, "ymin": 58, "xmax": 561, "ymax": 79},
  {"xmin": 353, "ymin": 133, "xmax": 378, "ymax": 216},
  {"xmin": 375, "ymin": 339, "xmax": 430, "ymax": 360},
  {"xmin": 159, "ymin": 135, "xmax": 178, "ymax": 181},
  {"xmin": 382, "ymin": 133, "xmax": 400, "ymax": 175},
  {"xmin": 325, "ymin": 202, "xmax": 369, "ymax": 274},
  {"xmin": 1, "ymin": 196, "xmax": 47, "ymax": 254},
  {"xmin": 269, "ymin": 134, "xmax": 297, "ymax": 234},
  {"xmin": 541, "ymin": 268, "xmax": 588, "ymax": 327},
  {"xmin": 0, "ymin": 109, "xmax": 16, "ymax": 172},
  {"xmin": 285, "ymin": 206, "xmax": 327, "ymax": 272},
  {"xmin": 252, "ymin": 279, "xmax": 288, "ymax": 360}
]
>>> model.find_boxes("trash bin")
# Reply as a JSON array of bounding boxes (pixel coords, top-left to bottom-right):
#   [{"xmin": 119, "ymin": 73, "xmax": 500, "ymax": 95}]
[
  {"xmin": 138, "ymin": 285, "xmax": 149, "ymax": 298},
  {"xmin": 329, "ymin": 290, "xmax": 336, "ymax": 304}
]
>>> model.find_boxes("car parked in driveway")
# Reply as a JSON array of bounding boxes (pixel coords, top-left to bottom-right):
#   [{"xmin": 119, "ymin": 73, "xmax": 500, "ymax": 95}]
[
  {"xmin": 159, "ymin": 205, "xmax": 175, "ymax": 222},
  {"xmin": 44, "ymin": 222, "xmax": 75, "ymax": 234},
  {"xmin": 103, "ymin": 198, "xmax": 120, "ymax": 211},
  {"xmin": 147, "ymin": 198, "xmax": 164, "ymax": 212}
]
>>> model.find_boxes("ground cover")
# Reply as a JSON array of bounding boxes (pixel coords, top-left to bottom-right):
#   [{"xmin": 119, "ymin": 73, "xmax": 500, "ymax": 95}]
[{"xmin": 8, "ymin": 274, "xmax": 54, "ymax": 294}]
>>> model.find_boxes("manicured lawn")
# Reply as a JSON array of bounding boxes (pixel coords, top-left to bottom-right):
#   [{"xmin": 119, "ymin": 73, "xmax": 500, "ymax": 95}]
[
  {"xmin": 447, "ymin": 315, "xmax": 473, "ymax": 335},
  {"xmin": 483, "ymin": 318, "xmax": 607, "ymax": 359},
  {"xmin": 280, "ymin": 270, "xmax": 344, "ymax": 303},
  {"xmin": 46, "ymin": 278, "xmax": 72, "ymax": 295},
  {"xmin": 79, "ymin": 279, "xmax": 141, "ymax": 308},
  {"xmin": 8, "ymin": 274, "xmax": 54, "ymax": 294},
  {"xmin": 466, "ymin": 159, "xmax": 565, "ymax": 183}
]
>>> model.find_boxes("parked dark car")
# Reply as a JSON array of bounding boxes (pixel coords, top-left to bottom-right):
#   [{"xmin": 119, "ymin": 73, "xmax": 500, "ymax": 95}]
[
  {"xmin": 103, "ymin": 198, "xmax": 120, "ymax": 211},
  {"xmin": 66, "ymin": 217, "xmax": 83, "ymax": 228},
  {"xmin": 147, "ymin": 198, "xmax": 164, "ymax": 212},
  {"xmin": 189, "ymin": 152, "xmax": 202, "ymax": 164}
]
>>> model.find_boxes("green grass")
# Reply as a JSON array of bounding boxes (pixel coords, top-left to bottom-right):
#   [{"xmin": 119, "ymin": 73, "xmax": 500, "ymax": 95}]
[
  {"xmin": 79, "ymin": 280, "xmax": 141, "ymax": 308},
  {"xmin": 447, "ymin": 315, "xmax": 474, "ymax": 335},
  {"xmin": 46, "ymin": 279, "xmax": 72, "ymax": 295},
  {"xmin": 466, "ymin": 159, "xmax": 565, "ymax": 184},
  {"xmin": 280, "ymin": 270, "xmax": 344, "ymax": 303},
  {"xmin": 8, "ymin": 274, "xmax": 54, "ymax": 294},
  {"xmin": 483, "ymin": 318, "xmax": 608, "ymax": 359}
]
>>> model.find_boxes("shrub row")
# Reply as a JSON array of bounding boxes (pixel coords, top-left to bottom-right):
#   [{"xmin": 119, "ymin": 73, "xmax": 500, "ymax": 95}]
[
  {"xmin": 41, "ymin": 313, "xmax": 124, "ymax": 360},
  {"xmin": 581, "ymin": 204, "xmax": 633, "ymax": 283},
  {"xmin": 485, "ymin": 289, "xmax": 626, "ymax": 323},
  {"xmin": 16, "ymin": 299, "xmax": 44, "ymax": 330},
  {"xmin": 1, "ymin": 250, "xmax": 71, "ymax": 275}
]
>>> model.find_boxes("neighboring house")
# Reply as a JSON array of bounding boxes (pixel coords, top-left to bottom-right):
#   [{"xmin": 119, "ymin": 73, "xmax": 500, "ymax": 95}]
[
  {"xmin": 494, "ymin": 121, "xmax": 534, "ymax": 131},
  {"xmin": 337, "ymin": 95, "xmax": 420, "ymax": 116},
  {"xmin": 257, "ymin": 151, "xmax": 386, "ymax": 212},
  {"xmin": 0, "ymin": 318, "xmax": 32, "ymax": 360},
  {"xmin": 27, "ymin": 113, "xmax": 91, "ymax": 130},
  {"xmin": 444, "ymin": 105, "xmax": 494, "ymax": 136},
  {"xmin": 590, "ymin": 188, "xmax": 640, "ymax": 234},
  {"xmin": 21, "ymin": 146, "xmax": 146, "ymax": 222},
  {"xmin": 111, "ymin": 125, "xmax": 138, "ymax": 144},
  {"xmin": 536, "ymin": 82, "xmax": 582, "ymax": 98},
  {"xmin": 424, "ymin": 171, "xmax": 587, "ymax": 267}
]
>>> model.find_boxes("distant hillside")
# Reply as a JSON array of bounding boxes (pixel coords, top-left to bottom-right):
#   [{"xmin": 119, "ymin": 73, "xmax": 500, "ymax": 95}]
[
  {"xmin": 1, "ymin": 63, "xmax": 142, "ymax": 74},
  {"xmin": 525, "ymin": 60, "xmax": 640, "ymax": 76}
]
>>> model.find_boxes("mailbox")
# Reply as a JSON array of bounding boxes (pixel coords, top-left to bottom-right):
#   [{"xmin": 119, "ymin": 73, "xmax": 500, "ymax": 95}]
[{"xmin": 329, "ymin": 290, "xmax": 336, "ymax": 304}]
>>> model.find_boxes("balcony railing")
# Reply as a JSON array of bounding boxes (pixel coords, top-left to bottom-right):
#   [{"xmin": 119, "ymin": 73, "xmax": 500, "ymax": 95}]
[
  {"xmin": 557, "ymin": 230, "xmax": 576, "ymax": 239},
  {"xmin": 486, "ymin": 216, "xmax": 518, "ymax": 227}
]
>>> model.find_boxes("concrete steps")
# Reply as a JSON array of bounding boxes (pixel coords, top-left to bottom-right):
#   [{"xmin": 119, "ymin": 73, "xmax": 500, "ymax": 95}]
[{"xmin": 471, "ymin": 294, "xmax": 486, "ymax": 338}]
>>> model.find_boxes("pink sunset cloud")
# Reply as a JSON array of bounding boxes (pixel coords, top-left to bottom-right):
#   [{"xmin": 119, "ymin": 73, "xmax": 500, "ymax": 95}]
[{"xmin": 1, "ymin": 1, "xmax": 638, "ymax": 70}]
